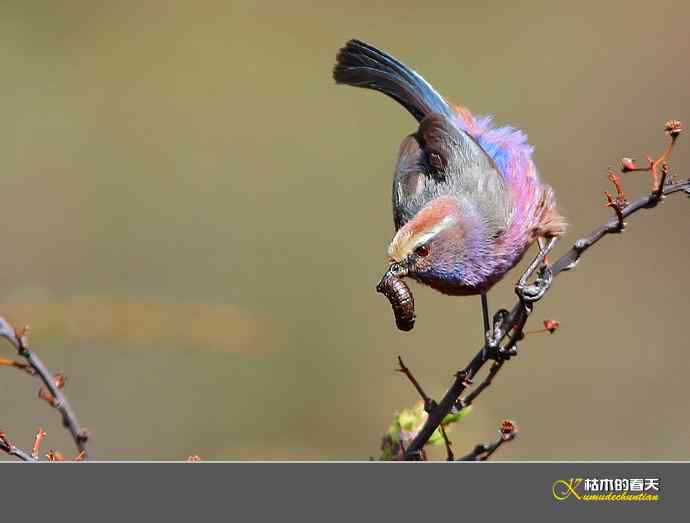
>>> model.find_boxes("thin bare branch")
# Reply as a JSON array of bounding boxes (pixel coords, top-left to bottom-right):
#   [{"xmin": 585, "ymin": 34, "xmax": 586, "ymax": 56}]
[
  {"xmin": 396, "ymin": 356, "xmax": 435, "ymax": 412},
  {"xmin": 439, "ymin": 423, "xmax": 454, "ymax": 461},
  {"xmin": 0, "ymin": 318, "xmax": 89, "ymax": 459},
  {"xmin": 0, "ymin": 431, "xmax": 37, "ymax": 462},
  {"xmin": 458, "ymin": 420, "xmax": 518, "ymax": 461}
]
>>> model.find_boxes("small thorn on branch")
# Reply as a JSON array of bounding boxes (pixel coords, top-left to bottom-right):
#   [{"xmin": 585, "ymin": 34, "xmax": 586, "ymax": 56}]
[
  {"xmin": 38, "ymin": 387, "xmax": 57, "ymax": 407},
  {"xmin": 0, "ymin": 357, "xmax": 35, "ymax": 375},
  {"xmin": 0, "ymin": 431, "xmax": 11, "ymax": 450},
  {"xmin": 604, "ymin": 192, "xmax": 626, "ymax": 231},
  {"xmin": 15, "ymin": 325, "xmax": 30, "ymax": 352},
  {"xmin": 457, "ymin": 360, "xmax": 504, "ymax": 410},
  {"xmin": 39, "ymin": 373, "xmax": 68, "ymax": 407},
  {"xmin": 31, "ymin": 427, "xmax": 46, "ymax": 459},
  {"xmin": 608, "ymin": 168, "xmax": 628, "ymax": 205},
  {"xmin": 54, "ymin": 373, "xmax": 67, "ymax": 389},
  {"xmin": 653, "ymin": 162, "xmax": 670, "ymax": 201},
  {"xmin": 46, "ymin": 450, "xmax": 65, "ymax": 462},
  {"xmin": 455, "ymin": 369, "xmax": 474, "ymax": 389}
]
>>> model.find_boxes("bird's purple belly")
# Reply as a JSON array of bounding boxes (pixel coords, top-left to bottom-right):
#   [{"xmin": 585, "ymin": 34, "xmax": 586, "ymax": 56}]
[{"xmin": 414, "ymin": 238, "xmax": 534, "ymax": 296}]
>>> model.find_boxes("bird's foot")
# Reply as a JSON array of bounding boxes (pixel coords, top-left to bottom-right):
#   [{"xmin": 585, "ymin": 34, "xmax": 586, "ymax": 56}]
[
  {"xmin": 483, "ymin": 308, "xmax": 507, "ymax": 348},
  {"xmin": 514, "ymin": 236, "xmax": 558, "ymax": 304},
  {"xmin": 484, "ymin": 331, "xmax": 499, "ymax": 350},
  {"xmin": 515, "ymin": 263, "xmax": 553, "ymax": 303},
  {"xmin": 482, "ymin": 308, "xmax": 516, "ymax": 363}
]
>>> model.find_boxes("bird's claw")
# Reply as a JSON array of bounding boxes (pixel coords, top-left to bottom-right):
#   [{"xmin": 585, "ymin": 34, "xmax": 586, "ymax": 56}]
[
  {"xmin": 484, "ymin": 308, "xmax": 509, "ymax": 348},
  {"xmin": 484, "ymin": 329, "xmax": 499, "ymax": 349},
  {"xmin": 515, "ymin": 264, "xmax": 553, "ymax": 303}
]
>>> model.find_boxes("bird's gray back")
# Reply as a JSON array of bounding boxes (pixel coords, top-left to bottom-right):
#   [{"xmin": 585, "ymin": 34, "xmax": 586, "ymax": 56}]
[{"xmin": 392, "ymin": 113, "xmax": 512, "ymax": 234}]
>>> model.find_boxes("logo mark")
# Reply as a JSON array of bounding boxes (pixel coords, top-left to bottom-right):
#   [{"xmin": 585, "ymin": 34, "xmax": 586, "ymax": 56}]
[{"xmin": 552, "ymin": 478, "xmax": 582, "ymax": 501}]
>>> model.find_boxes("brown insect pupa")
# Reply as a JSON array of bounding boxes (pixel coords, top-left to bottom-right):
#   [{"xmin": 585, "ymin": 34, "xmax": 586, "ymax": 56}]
[{"xmin": 376, "ymin": 274, "xmax": 416, "ymax": 331}]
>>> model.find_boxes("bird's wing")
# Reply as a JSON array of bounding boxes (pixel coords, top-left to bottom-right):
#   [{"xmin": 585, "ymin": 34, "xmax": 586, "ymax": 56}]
[{"xmin": 393, "ymin": 113, "xmax": 506, "ymax": 230}]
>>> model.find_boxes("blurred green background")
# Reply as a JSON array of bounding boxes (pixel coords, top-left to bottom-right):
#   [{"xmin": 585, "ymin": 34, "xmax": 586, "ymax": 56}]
[{"xmin": 0, "ymin": 1, "xmax": 688, "ymax": 460}]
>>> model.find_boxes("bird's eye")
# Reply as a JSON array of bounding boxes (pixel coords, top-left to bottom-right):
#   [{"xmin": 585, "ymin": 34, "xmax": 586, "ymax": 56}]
[{"xmin": 414, "ymin": 244, "xmax": 429, "ymax": 257}]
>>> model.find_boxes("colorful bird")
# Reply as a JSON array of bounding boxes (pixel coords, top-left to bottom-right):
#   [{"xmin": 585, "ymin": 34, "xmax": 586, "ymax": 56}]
[{"xmin": 333, "ymin": 39, "xmax": 566, "ymax": 331}]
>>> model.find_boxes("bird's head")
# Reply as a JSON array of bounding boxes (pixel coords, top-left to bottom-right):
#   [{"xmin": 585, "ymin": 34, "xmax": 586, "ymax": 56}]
[{"xmin": 383, "ymin": 196, "xmax": 472, "ymax": 295}]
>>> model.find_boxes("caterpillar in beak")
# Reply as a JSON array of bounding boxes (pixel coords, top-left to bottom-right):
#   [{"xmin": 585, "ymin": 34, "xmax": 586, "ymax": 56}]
[{"xmin": 376, "ymin": 273, "xmax": 415, "ymax": 331}]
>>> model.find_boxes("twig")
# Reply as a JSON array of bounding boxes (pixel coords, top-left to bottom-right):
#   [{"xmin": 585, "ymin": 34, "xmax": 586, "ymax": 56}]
[
  {"xmin": 605, "ymin": 168, "xmax": 628, "ymax": 232},
  {"xmin": 654, "ymin": 162, "xmax": 670, "ymax": 201},
  {"xmin": 396, "ymin": 356, "xmax": 435, "ymax": 412},
  {"xmin": 458, "ymin": 436, "xmax": 511, "ymax": 461},
  {"xmin": 458, "ymin": 443, "xmax": 490, "ymax": 461},
  {"xmin": 604, "ymin": 191, "xmax": 625, "ymax": 232},
  {"xmin": 621, "ymin": 121, "xmax": 682, "ymax": 188},
  {"xmin": 552, "ymin": 178, "xmax": 689, "ymax": 277},
  {"xmin": 458, "ymin": 420, "xmax": 518, "ymax": 461},
  {"xmin": 0, "ymin": 318, "xmax": 89, "ymax": 459},
  {"xmin": 0, "ymin": 357, "xmax": 35, "ymax": 375},
  {"xmin": 0, "ymin": 431, "xmax": 37, "ymax": 462},
  {"xmin": 31, "ymin": 427, "xmax": 46, "ymax": 459},
  {"xmin": 523, "ymin": 319, "xmax": 560, "ymax": 336},
  {"xmin": 439, "ymin": 423, "xmax": 454, "ymax": 461}
]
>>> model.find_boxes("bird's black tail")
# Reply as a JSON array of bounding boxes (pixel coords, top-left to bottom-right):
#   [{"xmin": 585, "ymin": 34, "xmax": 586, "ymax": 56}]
[{"xmin": 333, "ymin": 39, "xmax": 452, "ymax": 123}]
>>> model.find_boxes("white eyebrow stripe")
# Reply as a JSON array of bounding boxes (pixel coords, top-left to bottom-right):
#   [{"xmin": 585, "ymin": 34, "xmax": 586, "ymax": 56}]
[{"xmin": 412, "ymin": 215, "xmax": 455, "ymax": 248}]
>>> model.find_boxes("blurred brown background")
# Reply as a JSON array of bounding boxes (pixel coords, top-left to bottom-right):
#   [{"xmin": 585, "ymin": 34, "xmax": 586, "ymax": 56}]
[{"xmin": 0, "ymin": 1, "xmax": 688, "ymax": 460}]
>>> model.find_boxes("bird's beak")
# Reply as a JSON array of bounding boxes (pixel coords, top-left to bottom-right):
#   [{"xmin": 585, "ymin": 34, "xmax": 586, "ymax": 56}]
[
  {"xmin": 387, "ymin": 262, "xmax": 408, "ymax": 278},
  {"xmin": 377, "ymin": 262, "xmax": 408, "ymax": 289}
]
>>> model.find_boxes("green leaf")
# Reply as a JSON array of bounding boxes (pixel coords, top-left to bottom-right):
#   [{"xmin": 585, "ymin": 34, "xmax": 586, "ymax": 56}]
[{"xmin": 442, "ymin": 405, "xmax": 472, "ymax": 425}]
